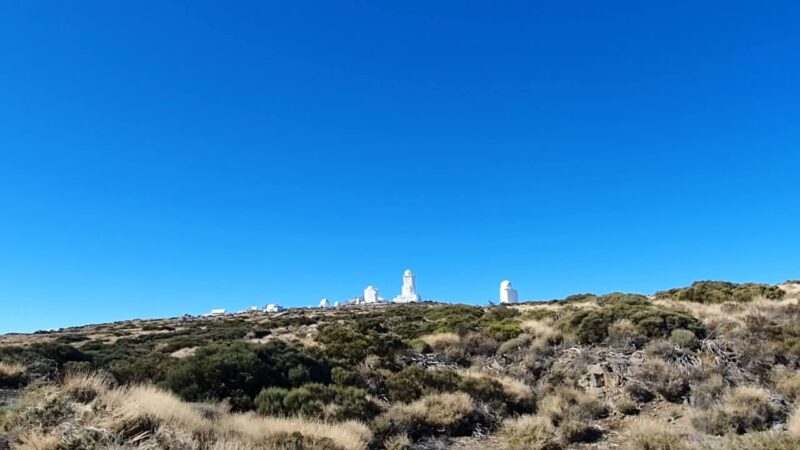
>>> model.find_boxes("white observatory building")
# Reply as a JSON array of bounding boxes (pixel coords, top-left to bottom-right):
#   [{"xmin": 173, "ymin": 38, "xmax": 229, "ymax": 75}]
[
  {"xmin": 393, "ymin": 269, "xmax": 421, "ymax": 303},
  {"xmin": 499, "ymin": 280, "xmax": 519, "ymax": 304}
]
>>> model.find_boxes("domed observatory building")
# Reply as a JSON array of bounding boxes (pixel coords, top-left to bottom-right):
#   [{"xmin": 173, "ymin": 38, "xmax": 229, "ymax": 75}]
[
  {"xmin": 393, "ymin": 269, "xmax": 421, "ymax": 303},
  {"xmin": 499, "ymin": 280, "xmax": 519, "ymax": 304},
  {"xmin": 363, "ymin": 285, "xmax": 380, "ymax": 304}
]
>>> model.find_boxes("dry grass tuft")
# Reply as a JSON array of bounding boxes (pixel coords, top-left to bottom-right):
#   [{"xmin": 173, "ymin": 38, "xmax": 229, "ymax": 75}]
[
  {"xmin": 380, "ymin": 392, "xmax": 475, "ymax": 430},
  {"xmin": 0, "ymin": 361, "xmax": 26, "ymax": 378},
  {"xmin": 537, "ymin": 387, "xmax": 607, "ymax": 425},
  {"xmin": 519, "ymin": 320, "xmax": 562, "ymax": 348},
  {"xmin": 626, "ymin": 419, "xmax": 690, "ymax": 450},
  {"xmin": 13, "ymin": 430, "xmax": 61, "ymax": 450},
  {"xmin": 692, "ymin": 386, "xmax": 776, "ymax": 435},
  {"xmin": 418, "ymin": 332, "xmax": 460, "ymax": 351},
  {"xmin": 636, "ymin": 357, "xmax": 687, "ymax": 402},
  {"xmin": 459, "ymin": 367, "xmax": 535, "ymax": 405},
  {"xmin": 63, "ymin": 371, "xmax": 112, "ymax": 402},
  {"xmin": 501, "ymin": 414, "xmax": 559, "ymax": 450},
  {"xmin": 789, "ymin": 405, "xmax": 800, "ymax": 438},
  {"xmin": 383, "ymin": 433, "xmax": 411, "ymax": 450},
  {"xmin": 98, "ymin": 384, "xmax": 211, "ymax": 435},
  {"xmin": 0, "ymin": 361, "xmax": 26, "ymax": 387},
  {"xmin": 773, "ymin": 368, "xmax": 800, "ymax": 403},
  {"xmin": 218, "ymin": 413, "xmax": 371, "ymax": 450}
]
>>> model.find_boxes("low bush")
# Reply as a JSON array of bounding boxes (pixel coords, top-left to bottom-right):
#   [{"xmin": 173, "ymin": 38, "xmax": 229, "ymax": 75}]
[
  {"xmin": 624, "ymin": 383, "xmax": 654, "ymax": 403},
  {"xmin": 635, "ymin": 358, "xmax": 687, "ymax": 402},
  {"xmin": 690, "ymin": 373, "xmax": 725, "ymax": 409},
  {"xmin": 0, "ymin": 361, "xmax": 27, "ymax": 388},
  {"xmin": 608, "ymin": 319, "xmax": 645, "ymax": 348},
  {"xmin": 656, "ymin": 281, "xmax": 784, "ymax": 304},
  {"xmin": 375, "ymin": 392, "xmax": 477, "ymax": 441},
  {"xmin": 556, "ymin": 297, "xmax": 704, "ymax": 345},
  {"xmin": 383, "ymin": 433, "xmax": 411, "ymax": 450},
  {"xmin": 719, "ymin": 433, "xmax": 800, "ymax": 450},
  {"xmin": 501, "ymin": 414, "xmax": 560, "ymax": 450},
  {"xmin": 692, "ymin": 386, "xmax": 777, "ymax": 435},
  {"xmin": 317, "ymin": 322, "xmax": 406, "ymax": 365},
  {"xmin": 164, "ymin": 341, "xmax": 330, "ymax": 411},
  {"xmin": 669, "ymin": 329, "xmax": 699, "ymax": 350},
  {"xmin": 614, "ymin": 395, "xmax": 639, "ymax": 415},
  {"xmin": 384, "ymin": 366, "xmax": 460, "ymax": 402},
  {"xmin": 255, "ymin": 383, "xmax": 379, "ymax": 421},
  {"xmin": 774, "ymin": 368, "xmax": 800, "ymax": 403},
  {"xmin": 457, "ymin": 369, "xmax": 535, "ymax": 414},
  {"xmin": 626, "ymin": 419, "xmax": 690, "ymax": 450},
  {"xmin": 537, "ymin": 387, "xmax": 608, "ymax": 426}
]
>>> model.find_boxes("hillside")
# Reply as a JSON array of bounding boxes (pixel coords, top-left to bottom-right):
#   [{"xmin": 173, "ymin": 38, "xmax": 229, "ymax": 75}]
[{"xmin": 2, "ymin": 281, "xmax": 800, "ymax": 450}]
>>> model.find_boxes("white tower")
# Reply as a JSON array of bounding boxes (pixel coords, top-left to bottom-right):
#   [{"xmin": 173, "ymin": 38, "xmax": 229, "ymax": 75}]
[
  {"xmin": 499, "ymin": 280, "xmax": 519, "ymax": 304},
  {"xmin": 319, "ymin": 298, "xmax": 329, "ymax": 308},
  {"xmin": 394, "ymin": 269, "xmax": 421, "ymax": 303},
  {"xmin": 364, "ymin": 286, "xmax": 379, "ymax": 304}
]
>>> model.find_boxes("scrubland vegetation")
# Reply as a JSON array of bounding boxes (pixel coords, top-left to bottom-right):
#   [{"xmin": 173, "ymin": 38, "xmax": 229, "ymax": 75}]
[{"xmin": 1, "ymin": 280, "xmax": 800, "ymax": 449}]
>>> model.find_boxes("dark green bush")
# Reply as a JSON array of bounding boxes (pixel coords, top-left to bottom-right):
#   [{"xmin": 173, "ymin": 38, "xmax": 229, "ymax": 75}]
[
  {"xmin": 556, "ymin": 297, "xmax": 705, "ymax": 345},
  {"xmin": 318, "ymin": 322, "xmax": 406, "ymax": 364},
  {"xmin": 656, "ymin": 281, "xmax": 784, "ymax": 303},
  {"xmin": 164, "ymin": 341, "xmax": 329, "ymax": 410},
  {"xmin": 385, "ymin": 366, "xmax": 460, "ymax": 401},
  {"xmin": 670, "ymin": 329, "xmax": 700, "ymax": 350},
  {"xmin": 255, "ymin": 383, "xmax": 379, "ymax": 421}
]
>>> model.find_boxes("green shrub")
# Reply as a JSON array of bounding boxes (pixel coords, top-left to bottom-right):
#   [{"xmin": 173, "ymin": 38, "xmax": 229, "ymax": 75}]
[
  {"xmin": 556, "ymin": 299, "xmax": 704, "ymax": 345},
  {"xmin": 656, "ymin": 281, "xmax": 784, "ymax": 303},
  {"xmin": 385, "ymin": 366, "xmax": 460, "ymax": 401},
  {"xmin": 669, "ymin": 329, "xmax": 699, "ymax": 350},
  {"xmin": 164, "ymin": 341, "xmax": 329, "ymax": 411},
  {"xmin": 317, "ymin": 322, "xmax": 407, "ymax": 364},
  {"xmin": 255, "ymin": 383, "xmax": 379, "ymax": 422},
  {"xmin": 254, "ymin": 387, "xmax": 290, "ymax": 416}
]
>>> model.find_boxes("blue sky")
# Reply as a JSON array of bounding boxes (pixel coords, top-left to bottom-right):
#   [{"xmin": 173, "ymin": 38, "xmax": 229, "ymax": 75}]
[{"xmin": 1, "ymin": 1, "xmax": 799, "ymax": 333}]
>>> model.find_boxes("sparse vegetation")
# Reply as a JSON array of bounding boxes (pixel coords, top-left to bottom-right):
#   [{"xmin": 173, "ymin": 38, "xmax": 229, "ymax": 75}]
[{"xmin": 1, "ymin": 280, "xmax": 799, "ymax": 449}]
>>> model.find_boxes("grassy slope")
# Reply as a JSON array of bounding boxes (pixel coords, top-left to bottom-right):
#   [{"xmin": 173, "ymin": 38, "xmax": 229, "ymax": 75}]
[{"xmin": 1, "ymin": 281, "xmax": 800, "ymax": 449}]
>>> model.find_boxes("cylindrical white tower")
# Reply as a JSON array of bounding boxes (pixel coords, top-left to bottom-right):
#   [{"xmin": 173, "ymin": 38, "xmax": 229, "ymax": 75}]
[{"xmin": 500, "ymin": 280, "xmax": 519, "ymax": 304}]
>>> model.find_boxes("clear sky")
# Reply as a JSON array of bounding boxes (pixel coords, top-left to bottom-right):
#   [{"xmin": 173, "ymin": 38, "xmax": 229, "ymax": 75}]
[{"xmin": 1, "ymin": 1, "xmax": 799, "ymax": 333}]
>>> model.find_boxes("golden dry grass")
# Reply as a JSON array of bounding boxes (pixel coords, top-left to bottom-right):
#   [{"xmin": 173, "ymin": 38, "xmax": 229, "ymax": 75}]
[
  {"xmin": 519, "ymin": 319, "xmax": 562, "ymax": 347},
  {"xmin": 500, "ymin": 414, "xmax": 557, "ymax": 450},
  {"xmin": 418, "ymin": 332, "xmax": 460, "ymax": 350},
  {"xmin": 789, "ymin": 405, "xmax": 800, "ymax": 438},
  {"xmin": 13, "ymin": 431, "xmax": 60, "ymax": 450},
  {"xmin": 46, "ymin": 380, "xmax": 373, "ymax": 450},
  {"xmin": 625, "ymin": 419, "xmax": 690, "ymax": 450},
  {"xmin": 459, "ymin": 367, "xmax": 534, "ymax": 404},
  {"xmin": 537, "ymin": 386, "xmax": 607, "ymax": 424},
  {"xmin": 381, "ymin": 392, "xmax": 474, "ymax": 428},
  {"xmin": 98, "ymin": 384, "xmax": 212, "ymax": 434},
  {"xmin": 0, "ymin": 361, "xmax": 26, "ymax": 378},
  {"xmin": 217, "ymin": 413, "xmax": 372, "ymax": 450},
  {"xmin": 773, "ymin": 368, "xmax": 800, "ymax": 403}
]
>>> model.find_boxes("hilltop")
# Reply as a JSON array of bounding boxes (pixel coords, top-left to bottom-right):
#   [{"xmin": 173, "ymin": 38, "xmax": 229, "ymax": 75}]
[{"xmin": 2, "ymin": 280, "xmax": 800, "ymax": 450}]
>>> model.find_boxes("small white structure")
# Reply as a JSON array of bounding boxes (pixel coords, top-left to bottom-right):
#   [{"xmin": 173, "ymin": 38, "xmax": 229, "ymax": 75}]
[
  {"xmin": 333, "ymin": 301, "xmax": 340, "ymax": 308},
  {"xmin": 363, "ymin": 286, "xmax": 379, "ymax": 304},
  {"xmin": 264, "ymin": 304, "xmax": 284, "ymax": 313},
  {"xmin": 209, "ymin": 308, "xmax": 227, "ymax": 316},
  {"xmin": 319, "ymin": 298, "xmax": 329, "ymax": 308},
  {"xmin": 393, "ymin": 269, "xmax": 421, "ymax": 303},
  {"xmin": 499, "ymin": 280, "xmax": 519, "ymax": 304},
  {"xmin": 364, "ymin": 286, "xmax": 380, "ymax": 304}
]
